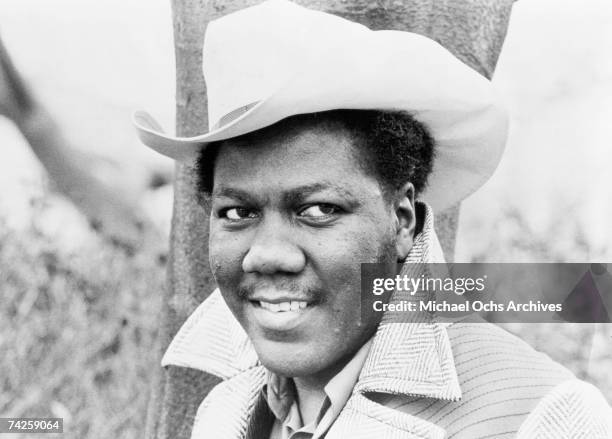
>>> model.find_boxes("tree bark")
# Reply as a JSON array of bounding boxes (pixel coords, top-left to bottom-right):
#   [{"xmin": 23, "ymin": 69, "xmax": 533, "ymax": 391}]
[{"xmin": 148, "ymin": 1, "xmax": 515, "ymax": 437}]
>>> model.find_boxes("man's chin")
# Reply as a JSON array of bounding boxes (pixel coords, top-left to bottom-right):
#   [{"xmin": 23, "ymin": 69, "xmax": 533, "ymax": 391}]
[{"xmin": 253, "ymin": 339, "xmax": 335, "ymax": 378}]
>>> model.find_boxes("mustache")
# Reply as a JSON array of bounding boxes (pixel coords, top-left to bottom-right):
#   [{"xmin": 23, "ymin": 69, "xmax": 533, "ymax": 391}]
[{"xmin": 236, "ymin": 281, "xmax": 323, "ymax": 302}]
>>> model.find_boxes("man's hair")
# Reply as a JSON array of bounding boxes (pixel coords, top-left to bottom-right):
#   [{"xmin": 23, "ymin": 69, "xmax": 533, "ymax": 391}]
[{"xmin": 195, "ymin": 109, "xmax": 435, "ymax": 202}]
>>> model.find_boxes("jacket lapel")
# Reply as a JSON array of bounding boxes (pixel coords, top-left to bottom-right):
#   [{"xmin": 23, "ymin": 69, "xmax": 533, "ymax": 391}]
[
  {"xmin": 244, "ymin": 388, "xmax": 276, "ymax": 439},
  {"xmin": 190, "ymin": 366, "xmax": 268, "ymax": 439},
  {"xmin": 356, "ymin": 320, "xmax": 461, "ymax": 401},
  {"xmin": 355, "ymin": 204, "xmax": 461, "ymax": 401}
]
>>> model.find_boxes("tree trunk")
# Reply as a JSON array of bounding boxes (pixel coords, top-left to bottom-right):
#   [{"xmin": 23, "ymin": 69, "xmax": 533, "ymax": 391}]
[{"xmin": 147, "ymin": 1, "xmax": 515, "ymax": 437}]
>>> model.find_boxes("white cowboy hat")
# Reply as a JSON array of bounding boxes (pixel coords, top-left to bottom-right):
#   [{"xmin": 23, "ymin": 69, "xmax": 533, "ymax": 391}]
[{"xmin": 133, "ymin": 0, "xmax": 508, "ymax": 212}]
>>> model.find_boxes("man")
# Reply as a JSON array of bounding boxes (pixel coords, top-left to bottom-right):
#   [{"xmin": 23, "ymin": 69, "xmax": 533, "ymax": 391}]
[{"xmin": 134, "ymin": 1, "xmax": 612, "ymax": 437}]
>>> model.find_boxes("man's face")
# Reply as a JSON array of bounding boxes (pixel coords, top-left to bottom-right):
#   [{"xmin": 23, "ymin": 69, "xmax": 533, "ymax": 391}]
[{"xmin": 209, "ymin": 120, "xmax": 408, "ymax": 382}]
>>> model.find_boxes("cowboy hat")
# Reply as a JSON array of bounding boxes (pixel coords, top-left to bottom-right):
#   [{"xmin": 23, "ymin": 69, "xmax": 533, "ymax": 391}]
[{"xmin": 133, "ymin": 0, "xmax": 508, "ymax": 212}]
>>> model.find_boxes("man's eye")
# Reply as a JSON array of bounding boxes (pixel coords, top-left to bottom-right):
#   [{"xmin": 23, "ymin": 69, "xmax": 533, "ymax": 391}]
[
  {"xmin": 299, "ymin": 204, "xmax": 341, "ymax": 218},
  {"xmin": 222, "ymin": 207, "xmax": 258, "ymax": 220}
]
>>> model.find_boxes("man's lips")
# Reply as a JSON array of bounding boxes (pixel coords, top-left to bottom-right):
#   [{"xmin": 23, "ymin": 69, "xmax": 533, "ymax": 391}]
[
  {"xmin": 245, "ymin": 288, "xmax": 318, "ymax": 331},
  {"xmin": 248, "ymin": 287, "xmax": 318, "ymax": 308},
  {"xmin": 253, "ymin": 299, "xmax": 309, "ymax": 312}
]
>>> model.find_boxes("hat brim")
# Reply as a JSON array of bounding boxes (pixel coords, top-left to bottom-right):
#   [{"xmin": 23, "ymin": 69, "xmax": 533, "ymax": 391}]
[
  {"xmin": 133, "ymin": 98, "xmax": 275, "ymax": 162},
  {"xmin": 133, "ymin": 102, "xmax": 507, "ymax": 214}
]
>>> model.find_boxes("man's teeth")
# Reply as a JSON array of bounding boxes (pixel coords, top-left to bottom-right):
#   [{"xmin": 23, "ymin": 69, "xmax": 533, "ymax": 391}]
[{"xmin": 259, "ymin": 300, "xmax": 308, "ymax": 312}]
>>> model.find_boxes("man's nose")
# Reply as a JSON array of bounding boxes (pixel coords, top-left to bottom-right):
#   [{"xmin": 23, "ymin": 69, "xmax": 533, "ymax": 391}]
[{"xmin": 242, "ymin": 217, "xmax": 306, "ymax": 274}]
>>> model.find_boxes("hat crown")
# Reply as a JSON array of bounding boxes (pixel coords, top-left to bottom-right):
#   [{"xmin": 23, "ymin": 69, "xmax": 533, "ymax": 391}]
[{"xmin": 203, "ymin": 0, "xmax": 367, "ymax": 129}]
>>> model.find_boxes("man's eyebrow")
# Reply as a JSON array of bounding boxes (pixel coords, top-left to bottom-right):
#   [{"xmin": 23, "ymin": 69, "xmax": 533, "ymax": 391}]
[
  {"xmin": 213, "ymin": 182, "xmax": 359, "ymax": 205},
  {"xmin": 282, "ymin": 182, "xmax": 358, "ymax": 205},
  {"xmin": 212, "ymin": 187, "xmax": 258, "ymax": 203}
]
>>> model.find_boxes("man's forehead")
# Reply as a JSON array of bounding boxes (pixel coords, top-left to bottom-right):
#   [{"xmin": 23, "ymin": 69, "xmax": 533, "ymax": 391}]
[
  {"xmin": 210, "ymin": 122, "xmax": 384, "ymax": 204},
  {"xmin": 212, "ymin": 117, "xmax": 363, "ymax": 178},
  {"xmin": 218, "ymin": 113, "xmax": 353, "ymax": 152}
]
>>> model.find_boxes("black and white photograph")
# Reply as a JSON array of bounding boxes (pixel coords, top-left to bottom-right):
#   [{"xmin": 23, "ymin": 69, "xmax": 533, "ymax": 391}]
[{"xmin": 1, "ymin": 0, "xmax": 611, "ymax": 438}]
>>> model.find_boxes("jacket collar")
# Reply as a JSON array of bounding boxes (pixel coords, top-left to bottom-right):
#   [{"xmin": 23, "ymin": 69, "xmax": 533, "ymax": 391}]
[{"xmin": 162, "ymin": 202, "xmax": 461, "ymax": 402}]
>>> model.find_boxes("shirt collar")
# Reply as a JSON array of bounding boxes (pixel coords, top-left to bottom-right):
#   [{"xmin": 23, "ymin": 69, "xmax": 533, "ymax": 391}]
[{"xmin": 162, "ymin": 201, "xmax": 461, "ymax": 402}]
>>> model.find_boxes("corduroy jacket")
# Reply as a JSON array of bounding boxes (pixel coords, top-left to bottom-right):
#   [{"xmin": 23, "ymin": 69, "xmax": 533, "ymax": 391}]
[{"xmin": 163, "ymin": 206, "xmax": 612, "ymax": 439}]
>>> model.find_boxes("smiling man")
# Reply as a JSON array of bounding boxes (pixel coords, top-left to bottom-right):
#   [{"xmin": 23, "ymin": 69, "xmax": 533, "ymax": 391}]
[
  {"xmin": 201, "ymin": 110, "xmax": 429, "ymax": 431},
  {"xmin": 134, "ymin": 1, "xmax": 612, "ymax": 438}
]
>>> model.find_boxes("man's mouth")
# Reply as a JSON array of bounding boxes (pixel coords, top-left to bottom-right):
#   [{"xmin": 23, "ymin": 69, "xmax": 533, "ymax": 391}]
[
  {"xmin": 256, "ymin": 300, "xmax": 309, "ymax": 312},
  {"xmin": 246, "ymin": 290, "xmax": 317, "ymax": 331}
]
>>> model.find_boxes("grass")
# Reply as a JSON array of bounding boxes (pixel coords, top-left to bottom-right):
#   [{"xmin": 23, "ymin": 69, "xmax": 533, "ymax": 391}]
[{"xmin": 0, "ymin": 197, "xmax": 165, "ymax": 438}]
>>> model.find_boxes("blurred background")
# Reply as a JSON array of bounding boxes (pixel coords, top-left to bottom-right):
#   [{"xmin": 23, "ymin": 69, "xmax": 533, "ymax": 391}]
[{"xmin": 0, "ymin": 0, "xmax": 610, "ymax": 437}]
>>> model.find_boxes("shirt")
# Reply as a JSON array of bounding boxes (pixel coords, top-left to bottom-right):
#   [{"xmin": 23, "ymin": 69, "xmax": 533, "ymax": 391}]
[{"xmin": 264, "ymin": 339, "xmax": 373, "ymax": 439}]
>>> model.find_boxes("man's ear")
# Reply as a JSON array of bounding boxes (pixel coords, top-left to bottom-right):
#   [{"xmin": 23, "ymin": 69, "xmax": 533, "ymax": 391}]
[{"xmin": 394, "ymin": 182, "xmax": 416, "ymax": 261}]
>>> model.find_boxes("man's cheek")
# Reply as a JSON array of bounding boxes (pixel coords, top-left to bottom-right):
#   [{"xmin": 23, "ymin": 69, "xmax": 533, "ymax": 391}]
[
  {"xmin": 209, "ymin": 236, "xmax": 243, "ymax": 286},
  {"xmin": 209, "ymin": 240, "xmax": 247, "ymax": 320}
]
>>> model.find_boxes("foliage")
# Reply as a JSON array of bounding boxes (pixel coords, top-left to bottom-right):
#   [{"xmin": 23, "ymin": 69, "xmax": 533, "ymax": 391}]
[{"xmin": 0, "ymin": 206, "xmax": 165, "ymax": 438}]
